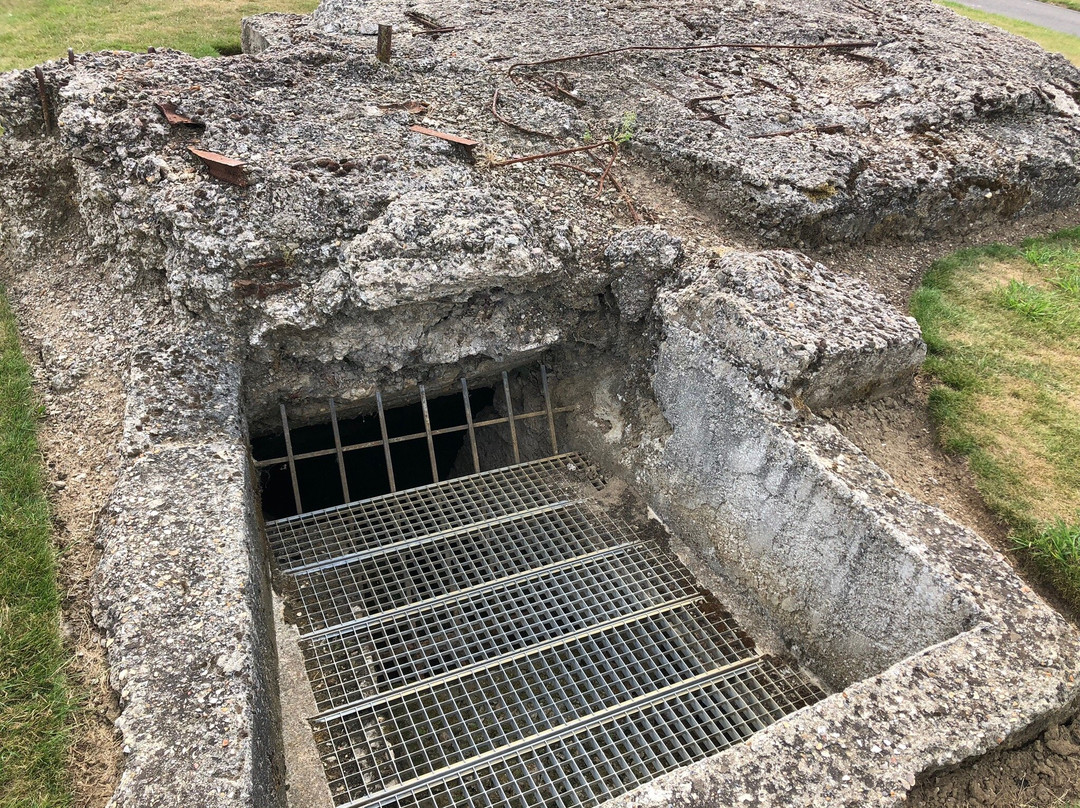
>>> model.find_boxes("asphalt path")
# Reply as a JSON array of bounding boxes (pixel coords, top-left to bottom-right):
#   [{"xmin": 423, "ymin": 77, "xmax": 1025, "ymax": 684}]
[{"xmin": 949, "ymin": 0, "xmax": 1080, "ymax": 36}]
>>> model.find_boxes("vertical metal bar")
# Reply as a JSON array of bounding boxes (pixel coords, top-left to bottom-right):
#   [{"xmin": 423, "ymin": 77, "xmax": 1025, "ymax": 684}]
[
  {"xmin": 502, "ymin": 371, "xmax": 521, "ymax": 464},
  {"xmin": 376, "ymin": 391, "xmax": 397, "ymax": 493},
  {"xmin": 540, "ymin": 364, "xmax": 559, "ymax": 455},
  {"xmin": 329, "ymin": 397, "xmax": 351, "ymax": 503},
  {"xmin": 419, "ymin": 384, "xmax": 440, "ymax": 483},
  {"xmin": 279, "ymin": 403, "xmax": 303, "ymax": 514},
  {"xmin": 461, "ymin": 378, "xmax": 481, "ymax": 474},
  {"xmin": 377, "ymin": 24, "xmax": 392, "ymax": 63}
]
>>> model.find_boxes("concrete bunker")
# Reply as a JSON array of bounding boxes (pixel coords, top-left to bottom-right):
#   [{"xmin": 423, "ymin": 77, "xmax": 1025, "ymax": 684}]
[
  {"xmin": 250, "ymin": 341, "xmax": 988, "ymax": 807},
  {"xmin": 4, "ymin": 0, "xmax": 1080, "ymax": 802}
]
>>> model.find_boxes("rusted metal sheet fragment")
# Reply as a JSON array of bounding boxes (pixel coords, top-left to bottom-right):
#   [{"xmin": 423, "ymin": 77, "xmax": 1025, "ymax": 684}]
[
  {"xmin": 188, "ymin": 147, "xmax": 249, "ymax": 186},
  {"xmin": 408, "ymin": 125, "xmax": 478, "ymax": 148},
  {"xmin": 156, "ymin": 102, "xmax": 204, "ymax": 127},
  {"xmin": 409, "ymin": 124, "xmax": 479, "ymax": 162}
]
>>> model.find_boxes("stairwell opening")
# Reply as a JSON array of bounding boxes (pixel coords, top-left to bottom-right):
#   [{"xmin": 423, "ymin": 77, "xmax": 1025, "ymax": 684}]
[
  {"xmin": 252, "ymin": 386, "xmax": 496, "ymax": 520},
  {"xmin": 251, "ymin": 364, "xmax": 565, "ymax": 520},
  {"xmin": 254, "ymin": 363, "xmax": 829, "ymax": 808}
]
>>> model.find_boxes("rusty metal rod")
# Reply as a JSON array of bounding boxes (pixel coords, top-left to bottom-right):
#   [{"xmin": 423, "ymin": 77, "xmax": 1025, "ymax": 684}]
[
  {"xmin": 280, "ymin": 404, "xmax": 303, "ymax": 514},
  {"xmin": 541, "ymin": 364, "xmax": 559, "ymax": 455},
  {"xmin": 507, "ymin": 39, "xmax": 877, "ymax": 75},
  {"xmin": 502, "ymin": 372, "xmax": 521, "ymax": 465},
  {"xmin": 376, "ymin": 391, "xmax": 397, "ymax": 493},
  {"xmin": 491, "ymin": 88, "xmax": 555, "ymax": 139},
  {"xmin": 377, "ymin": 24, "xmax": 392, "ymax": 63},
  {"xmin": 329, "ymin": 397, "xmax": 351, "ymax": 503},
  {"xmin": 586, "ymin": 150, "xmax": 641, "ymax": 223},
  {"xmin": 33, "ymin": 67, "xmax": 51, "ymax": 132},
  {"xmin": 419, "ymin": 384, "xmax": 440, "ymax": 483},
  {"xmin": 462, "ymin": 378, "xmax": 481, "ymax": 474},
  {"xmin": 491, "ymin": 140, "xmax": 613, "ymax": 167},
  {"xmin": 254, "ymin": 407, "xmax": 576, "ymax": 468}
]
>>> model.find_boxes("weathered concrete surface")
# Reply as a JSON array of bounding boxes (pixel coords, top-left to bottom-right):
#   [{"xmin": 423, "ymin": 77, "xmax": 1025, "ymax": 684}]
[
  {"xmin": 91, "ymin": 315, "xmax": 284, "ymax": 808},
  {"xmin": 560, "ymin": 320, "xmax": 1080, "ymax": 807},
  {"xmin": 93, "ymin": 442, "xmax": 284, "ymax": 808},
  {"xmin": 3, "ymin": 0, "xmax": 1080, "ymax": 805},
  {"xmin": 4, "ymin": 0, "xmax": 1080, "ymax": 429},
  {"xmin": 662, "ymin": 250, "xmax": 926, "ymax": 408}
]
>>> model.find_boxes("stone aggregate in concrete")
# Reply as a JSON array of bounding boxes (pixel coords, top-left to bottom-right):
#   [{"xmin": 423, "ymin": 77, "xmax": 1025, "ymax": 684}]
[
  {"xmin": 662, "ymin": 249, "xmax": 926, "ymax": 408},
  {"xmin": 2, "ymin": 0, "xmax": 1080, "ymax": 804}
]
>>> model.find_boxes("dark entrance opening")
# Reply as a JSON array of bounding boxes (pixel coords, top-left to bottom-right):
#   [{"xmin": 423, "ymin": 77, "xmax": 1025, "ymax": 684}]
[{"xmin": 253, "ymin": 386, "xmax": 496, "ymax": 521}]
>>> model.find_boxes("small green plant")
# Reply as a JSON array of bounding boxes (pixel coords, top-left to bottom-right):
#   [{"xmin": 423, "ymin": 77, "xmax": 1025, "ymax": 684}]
[
  {"xmin": 612, "ymin": 112, "xmax": 636, "ymax": 145},
  {"xmin": 581, "ymin": 130, "xmax": 594, "ymax": 145}
]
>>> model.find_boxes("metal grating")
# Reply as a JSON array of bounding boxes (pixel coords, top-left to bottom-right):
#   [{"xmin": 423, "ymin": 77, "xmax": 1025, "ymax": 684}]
[
  {"xmin": 268, "ymin": 455, "xmax": 826, "ymax": 808},
  {"xmin": 285, "ymin": 501, "xmax": 632, "ymax": 634},
  {"xmin": 355, "ymin": 657, "xmax": 821, "ymax": 808},
  {"xmin": 300, "ymin": 544, "xmax": 733, "ymax": 710},
  {"xmin": 267, "ymin": 454, "xmax": 601, "ymax": 571}
]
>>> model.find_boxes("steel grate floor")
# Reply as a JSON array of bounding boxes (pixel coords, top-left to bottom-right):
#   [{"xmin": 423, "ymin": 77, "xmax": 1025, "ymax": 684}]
[{"xmin": 267, "ymin": 453, "xmax": 826, "ymax": 808}]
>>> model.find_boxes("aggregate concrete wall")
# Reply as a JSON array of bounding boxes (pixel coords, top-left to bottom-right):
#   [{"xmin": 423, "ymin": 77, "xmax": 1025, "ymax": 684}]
[
  {"xmin": 92, "ymin": 324, "xmax": 285, "ymax": 808},
  {"xmin": 557, "ymin": 273, "xmax": 1080, "ymax": 806}
]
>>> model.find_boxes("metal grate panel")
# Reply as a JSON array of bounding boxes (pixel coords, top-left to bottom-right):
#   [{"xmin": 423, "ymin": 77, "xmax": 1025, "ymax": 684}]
[
  {"xmin": 313, "ymin": 604, "xmax": 762, "ymax": 798},
  {"xmin": 268, "ymin": 455, "xmax": 827, "ymax": 808},
  {"xmin": 286, "ymin": 502, "xmax": 632, "ymax": 633},
  {"xmin": 268, "ymin": 454, "xmax": 600, "ymax": 570},
  {"xmin": 331, "ymin": 657, "xmax": 821, "ymax": 808},
  {"xmin": 300, "ymin": 544, "xmax": 745, "ymax": 711}
]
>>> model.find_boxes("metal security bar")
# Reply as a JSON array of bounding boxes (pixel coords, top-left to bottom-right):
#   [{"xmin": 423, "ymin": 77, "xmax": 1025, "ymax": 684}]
[
  {"xmin": 258, "ymin": 364, "xmax": 567, "ymax": 515},
  {"xmin": 268, "ymin": 456, "xmax": 827, "ymax": 808}
]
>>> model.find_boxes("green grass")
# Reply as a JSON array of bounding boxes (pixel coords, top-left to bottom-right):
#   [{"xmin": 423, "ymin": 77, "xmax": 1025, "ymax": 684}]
[
  {"xmin": 939, "ymin": 0, "xmax": 1080, "ymax": 66},
  {"xmin": 0, "ymin": 287, "xmax": 73, "ymax": 808},
  {"xmin": 912, "ymin": 228, "xmax": 1080, "ymax": 609},
  {"xmin": 1038, "ymin": 0, "xmax": 1080, "ymax": 14},
  {"xmin": 0, "ymin": 0, "xmax": 317, "ymax": 72}
]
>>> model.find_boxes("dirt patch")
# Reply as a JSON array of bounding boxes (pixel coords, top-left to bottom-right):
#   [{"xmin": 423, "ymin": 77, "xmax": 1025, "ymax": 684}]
[
  {"xmin": 1, "ymin": 237, "xmax": 131, "ymax": 808},
  {"xmin": 910, "ymin": 713, "xmax": 1080, "ymax": 808},
  {"xmin": 826, "ymin": 374, "xmax": 1080, "ymax": 807},
  {"xmin": 811, "ymin": 206, "xmax": 1080, "ymax": 310}
]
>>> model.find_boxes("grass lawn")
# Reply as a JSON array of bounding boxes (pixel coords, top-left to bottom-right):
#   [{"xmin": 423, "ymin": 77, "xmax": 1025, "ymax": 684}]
[
  {"xmin": 0, "ymin": 0, "xmax": 317, "ymax": 72},
  {"xmin": 912, "ymin": 229, "xmax": 1080, "ymax": 609},
  {"xmin": 0, "ymin": 288, "xmax": 73, "ymax": 808},
  {"xmin": 939, "ymin": 0, "xmax": 1080, "ymax": 65}
]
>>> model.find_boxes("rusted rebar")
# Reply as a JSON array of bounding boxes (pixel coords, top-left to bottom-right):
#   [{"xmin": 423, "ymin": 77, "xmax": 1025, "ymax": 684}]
[
  {"xmin": 594, "ymin": 142, "xmax": 619, "ymax": 199},
  {"xmin": 748, "ymin": 123, "xmax": 846, "ymax": 138},
  {"xmin": 377, "ymin": 24, "xmax": 392, "ymax": 63},
  {"xmin": 490, "ymin": 140, "xmax": 614, "ymax": 167},
  {"xmin": 586, "ymin": 150, "xmax": 641, "ymax": 223},
  {"xmin": 490, "ymin": 88, "xmax": 556, "ymax": 139},
  {"xmin": 33, "ymin": 67, "xmax": 52, "ymax": 132},
  {"xmin": 508, "ymin": 39, "xmax": 877, "ymax": 75}
]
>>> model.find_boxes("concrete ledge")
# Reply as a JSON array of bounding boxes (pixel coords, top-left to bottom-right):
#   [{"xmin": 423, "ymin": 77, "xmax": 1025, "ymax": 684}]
[
  {"xmin": 566, "ymin": 324, "xmax": 1080, "ymax": 806},
  {"xmin": 661, "ymin": 250, "xmax": 926, "ymax": 408},
  {"xmin": 92, "ymin": 442, "xmax": 284, "ymax": 808}
]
